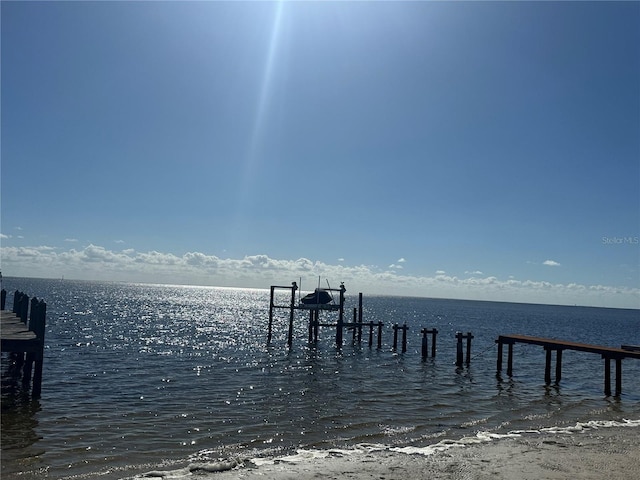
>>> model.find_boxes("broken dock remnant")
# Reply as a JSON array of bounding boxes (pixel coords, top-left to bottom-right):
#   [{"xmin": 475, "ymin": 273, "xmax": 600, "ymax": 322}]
[
  {"xmin": 496, "ymin": 334, "xmax": 640, "ymax": 396},
  {"xmin": 455, "ymin": 331, "xmax": 474, "ymax": 367},
  {"xmin": 421, "ymin": 328, "xmax": 438, "ymax": 359}
]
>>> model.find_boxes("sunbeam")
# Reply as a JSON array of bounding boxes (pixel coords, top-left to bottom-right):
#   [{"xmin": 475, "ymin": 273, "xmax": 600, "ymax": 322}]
[{"xmin": 232, "ymin": 1, "xmax": 286, "ymax": 234}]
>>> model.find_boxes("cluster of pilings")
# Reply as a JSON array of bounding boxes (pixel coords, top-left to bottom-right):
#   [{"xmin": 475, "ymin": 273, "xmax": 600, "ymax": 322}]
[
  {"xmin": 267, "ymin": 284, "xmax": 640, "ymax": 396},
  {"xmin": 391, "ymin": 324, "xmax": 473, "ymax": 366},
  {"xmin": 267, "ymin": 282, "xmax": 479, "ymax": 365}
]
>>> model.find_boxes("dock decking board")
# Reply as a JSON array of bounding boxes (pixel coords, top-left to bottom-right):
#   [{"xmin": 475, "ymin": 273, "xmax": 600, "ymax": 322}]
[
  {"xmin": 497, "ymin": 334, "xmax": 640, "ymax": 359},
  {"xmin": 496, "ymin": 334, "xmax": 639, "ymax": 396}
]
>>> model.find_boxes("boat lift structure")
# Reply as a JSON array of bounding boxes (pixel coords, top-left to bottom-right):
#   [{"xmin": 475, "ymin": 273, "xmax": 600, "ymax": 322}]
[{"xmin": 269, "ymin": 282, "xmax": 371, "ymax": 348}]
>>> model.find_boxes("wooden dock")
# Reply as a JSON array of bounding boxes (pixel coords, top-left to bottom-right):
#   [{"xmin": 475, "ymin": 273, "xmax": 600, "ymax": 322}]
[
  {"xmin": 1, "ymin": 290, "xmax": 47, "ymax": 398},
  {"xmin": 496, "ymin": 334, "xmax": 640, "ymax": 396}
]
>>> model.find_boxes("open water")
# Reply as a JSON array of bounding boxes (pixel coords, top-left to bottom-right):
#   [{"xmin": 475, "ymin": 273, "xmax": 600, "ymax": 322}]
[{"xmin": 1, "ymin": 277, "xmax": 639, "ymax": 479}]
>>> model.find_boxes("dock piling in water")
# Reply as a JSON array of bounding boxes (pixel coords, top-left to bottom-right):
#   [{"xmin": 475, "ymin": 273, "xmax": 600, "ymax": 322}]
[
  {"xmin": 455, "ymin": 331, "xmax": 473, "ymax": 367},
  {"xmin": 421, "ymin": 328, "xmax": 438, "ymax": 359}
]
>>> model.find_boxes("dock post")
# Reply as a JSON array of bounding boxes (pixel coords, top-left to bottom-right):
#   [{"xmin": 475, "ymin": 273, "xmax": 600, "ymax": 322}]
[
  {"xmin": 604, "ymin": 357, "xmax": 612, "ymax": 396},
  {"xmin": 336, "ymin": 283, "xmax": 345, "ymax": 347},
  {"xmin": 352, "ymin": 308, "xmax": 357, "ymax": 342},
  {"xmin": 268, "ymin": 286, "xmax": 275, "ymax": 343},
  {"xmin": 358, "ymin": 293, "xmax": 363, "ymax": 343},
  {"xmin": 555, "ymin": 349, "xmax": 563, "ymax": 383},
  {"xmin": 401, "ymin": 323, "xmax": 408, "ymax": 353},
  {"xmin": 496, "ymin": 339, "xmax": 503, "ymax": 372},
  {"xmin": 313, "ymin": 310, "xmax": 319, "ymax": 343},
  {"xmin": 393, "ymin": 324, "xmax": 399, "ymax": 351},
  {"xmin": 368, "ymin": 322, "xmax": 374, "ymax": 347},
  {"xmin": 616, "ymin": 358, "xmax": 622, "ymax": 396},
  {"xmin": 422, "ymin": 329, "xmax": 429, "ymax": 359},
  {"xmin": 287, "ymin": 282, "xmax": 297, "ymax": 348},
  {"xmin": 1, "ymin": 289, "xmax": 6, "ymax": 310},
  {"xmin": 455, "ymin": 332, "xmax": 473, "ymax": 366},
  {"xmin": 377, "ymin": 322, "xmax": 383, "ymax": 349},
  {"xmin": 308, "ymin": 310, "xmax": 314, "ymax": 343},
  {"xmin": 456, "ymin": 332, "xmax": 464, "ymax": 367},
  {"xmin": 507, "ymin": 343, "xmax": 513, "ymax": 376},
  {"xmin": 31, "ymin": 299, "xmax": 46, "ymax": 398},
  {"xmin": 544, "ymin": 348, "xmax": 552, "ymax": 384}
]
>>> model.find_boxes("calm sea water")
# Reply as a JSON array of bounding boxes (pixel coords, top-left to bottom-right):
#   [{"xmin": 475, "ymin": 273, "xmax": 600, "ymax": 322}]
[{"xmin": 2, "ymin": 277, "xmax": 639, "ymax": 479}]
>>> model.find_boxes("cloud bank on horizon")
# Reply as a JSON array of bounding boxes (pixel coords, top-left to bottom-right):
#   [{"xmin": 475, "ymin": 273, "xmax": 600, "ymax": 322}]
[{"xmin": 1, "ymin": 243, "xmax": 637, "ymax": 309}]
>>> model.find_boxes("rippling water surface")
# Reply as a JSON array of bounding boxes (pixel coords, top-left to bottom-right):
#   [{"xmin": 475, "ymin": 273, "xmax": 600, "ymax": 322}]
[{"xmin": 2, "ymin": 278, "xmax": 639, "ymax": 479}]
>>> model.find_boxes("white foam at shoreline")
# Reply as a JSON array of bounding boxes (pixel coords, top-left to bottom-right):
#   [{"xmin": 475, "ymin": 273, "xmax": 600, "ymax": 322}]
[
  {"xmin": 248, "ymin": 419, "xmax": 640, "ymax": 464},
  {"xmin": 135, "ymin": 419, "xmax": 640, "ymax": 478},
  {"xmin": 389, "ymin": 419, "xmax": 640, "ymax": 457}
]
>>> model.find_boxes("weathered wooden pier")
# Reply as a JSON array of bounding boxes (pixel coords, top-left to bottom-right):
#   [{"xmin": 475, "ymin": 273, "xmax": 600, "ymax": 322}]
[
  {"xmin": 496, "ymin": 334, "xmax": 640, "ymax": 396},
  {"xmin": 266, "ymin": 284, "xmax": 638, "ymax": 397},
  {"xmin": 1, "ymin": 289, "xmax": 47, "ymax": 398}
]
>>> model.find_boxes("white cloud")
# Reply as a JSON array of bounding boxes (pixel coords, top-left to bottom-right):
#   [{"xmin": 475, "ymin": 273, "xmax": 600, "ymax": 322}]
[
  {"xmin": 388, "ymin": 264, "xmax": 404, "ymax": 270},
  {"xmin": 465, "ymin": 270, "xmax": 484, "ymax": 276},
  {"xmin": 397, "ymin": 258, "xmax": 406, "ymax": 263},
  {"xmin": 0, "ymin": 245, "xmax": 638, "ymax": 308},
  {"xmin": 65, "ymin": 238, "xmax": 78, "ymax": 242},
  {"xmin": 1, "ymin": 233, "xmax": 10, "ymax": 239},
  {"xmin": 543, "ymin": 260, "xmax": 561, "ymax": 267},
  {"xmin": 115, "ymin": 239, "xmax": 125, "ymax": 244}
]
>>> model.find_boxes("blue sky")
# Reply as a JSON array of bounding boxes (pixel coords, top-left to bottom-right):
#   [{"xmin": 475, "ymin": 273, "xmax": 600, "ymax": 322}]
[{"xmin": 1, "ymin": 1, "xmax": 639, "ymax": 308}]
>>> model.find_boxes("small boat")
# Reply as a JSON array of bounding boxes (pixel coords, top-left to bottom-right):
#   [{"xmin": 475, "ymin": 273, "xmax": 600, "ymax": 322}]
[{"xmin": 301, "ymin": 289, "xmax": 333, "ymax": 305}]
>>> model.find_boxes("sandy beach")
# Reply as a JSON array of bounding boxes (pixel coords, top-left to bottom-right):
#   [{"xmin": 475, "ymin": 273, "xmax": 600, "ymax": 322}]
[{"xmin": 180, "ymin": 424, "xmax": 639, "ymax": 480}]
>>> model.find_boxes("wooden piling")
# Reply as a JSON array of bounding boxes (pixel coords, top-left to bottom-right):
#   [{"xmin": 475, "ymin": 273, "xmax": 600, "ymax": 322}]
[
  {"xmin": 392, "ymin": 323, "xmax": 408, "ymax": 353},
  {"xmin": 421, "ymin": 328, "xmax": 438, "ymax": 359},
  {"xmin": 352, "ymin": 308, "xmax": 357, "ymax": 342},
  {"xmin": 268, "ymin": 282, "xmax": 298, "ymax": 345},
  {"xmin": 357, "ymin": 293, "xmax": 363, "ymax": 343},
  {"xmin": 544, "ymin": 348, "xmax": 553, "ymax": 384},
  {"xmin": 604, "ymin": 357, "xmax": 612, "ymax": 396},
  {"xmin": 287, "ymin": 282, "xmax": 298, "ymax": 347},
  {"xmin": 455, "ymin": 331, "xmax": 473, "ymax": 367},
  {"xmin": 401, "ymin": 323, "xmax": 408, "ymax": 353},
  {"xmin": 393, "ymin": 324, "xmax": 399, "ymax": 351},
  {"xmin": 335, "ymin": 284, "xmax": 345, "ymax": 347}
]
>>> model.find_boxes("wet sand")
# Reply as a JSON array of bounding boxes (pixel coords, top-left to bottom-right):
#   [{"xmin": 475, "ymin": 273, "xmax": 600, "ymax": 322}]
[{"xmin": 201, "ymin": 425, "xmax": 639, "ymax": 480}]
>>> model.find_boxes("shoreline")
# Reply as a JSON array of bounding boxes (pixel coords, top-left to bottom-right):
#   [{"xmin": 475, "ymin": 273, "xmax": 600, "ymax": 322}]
[{"xmin": 136, "ymin": 422, "xmax": 640, "ymax": 480}]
